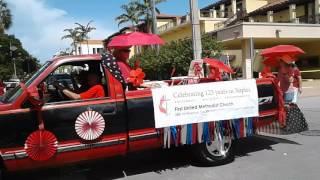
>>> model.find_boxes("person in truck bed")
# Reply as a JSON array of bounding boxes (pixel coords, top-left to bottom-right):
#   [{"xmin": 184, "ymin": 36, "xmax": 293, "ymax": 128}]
[
  {"xmin": 112, "ymin": 46, "xmax": 132, "ymax": 81},
  {"xmin": 54, "ymin": 72, "xmax": 105, "ymax": 100}
]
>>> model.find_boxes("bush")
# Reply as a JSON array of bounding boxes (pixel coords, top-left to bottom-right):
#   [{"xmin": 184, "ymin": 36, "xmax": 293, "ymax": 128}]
[{"xmin": 129, "ymin": 35, "xmax": 223, "ymax": 80}]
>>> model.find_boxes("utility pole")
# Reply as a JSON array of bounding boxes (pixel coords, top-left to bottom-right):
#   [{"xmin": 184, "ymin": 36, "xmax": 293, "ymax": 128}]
[
  {"xmin": 9, "ymin": 41, "xmax": 18, "ymax": 79},
  {"xmin": 150, "ymin": 0, "xmax": 158, "ymax": 34},
  {"xmin": 189, "ymin": 0, "xmax": 202, "ymax": 60}
]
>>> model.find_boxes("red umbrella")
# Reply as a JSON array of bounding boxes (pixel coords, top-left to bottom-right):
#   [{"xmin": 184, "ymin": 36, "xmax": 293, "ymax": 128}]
[
  {"xmin": 203, "ymin": 58, "xmax": 234, "ymax": 73},
  {"xmin": 261, "ymin": 45, "xmax": 304, "ymax": 58},
  {"xmin": 107, "ymin": 32, "xmax": 165, "ymax": 47}
]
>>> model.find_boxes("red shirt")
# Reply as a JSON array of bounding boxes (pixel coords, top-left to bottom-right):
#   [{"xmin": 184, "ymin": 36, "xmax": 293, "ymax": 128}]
[
  {"xmin": 208, "ymin": 67, "xmax": 222, "ymax": 81},
  {"xmin": 80, "ymin": 85, "xmax": 105, "ymax": 99},
  {"xmin": 277, "ymin": 65, "xmax": 293, "ymax": 92},
  {"xmin": 117, "ymin": 61, "xmax": 131, "ymax": 81},
  {"xmin": 292, "ymin": 68, "xmax": 301, "ymax": 88}
]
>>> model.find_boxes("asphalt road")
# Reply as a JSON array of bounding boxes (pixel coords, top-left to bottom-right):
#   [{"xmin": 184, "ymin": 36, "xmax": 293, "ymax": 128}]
[{"xmin": 8, "ymin": 90, "xmax": 320, "ymax": 180}]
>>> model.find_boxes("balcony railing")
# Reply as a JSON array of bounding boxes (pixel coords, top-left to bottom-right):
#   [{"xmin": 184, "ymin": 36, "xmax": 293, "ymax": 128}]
[
  {"xmin": 158, "ymin": 21, "xmax": 177, "ymax": 33},
  {"xmin": 200, "ymin": 10, "xmax": 211, "ymax": 18},
  {"xmin": 297, "ymin": 15, "xmax": 320, "ymax": 24},
  {"xmin": 214, "ymin": 9, "xmax": 247, "ymax": 30},
  {"xmin": 157, "ymin": 15, "xmax": 191, "ymax": 34}
]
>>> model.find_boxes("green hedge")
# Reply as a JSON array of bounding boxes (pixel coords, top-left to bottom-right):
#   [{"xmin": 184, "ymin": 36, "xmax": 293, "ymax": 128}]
[{"xmin": 129, "ymin": 35, "xmax": 223, "ymax": 80}]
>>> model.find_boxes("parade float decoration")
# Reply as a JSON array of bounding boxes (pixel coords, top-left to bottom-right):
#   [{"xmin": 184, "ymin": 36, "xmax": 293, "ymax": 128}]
[
  {"xmin": 24, "ymin": 130, "xmax": 58, "ymax": 161},
  {"xmin": 20, "ymin": 83, "xmax": 58, "ymax": 161},
  {"xmin": 75, "ymin": 109, "xmax": 106, "ymax": 141},
  {"xmin": 152, "ymin": 78, "xmax": 258, "ymax": 148},
  {"xmin": 127, "ymin": 68, "xmax": 146, "ymax": 87}
]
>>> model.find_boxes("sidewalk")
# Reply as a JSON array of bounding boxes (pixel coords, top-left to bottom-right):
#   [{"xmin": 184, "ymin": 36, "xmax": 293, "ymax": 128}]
[{"xmin": 300, "ymin": 79, "xmax": 320, "ymax": 98}]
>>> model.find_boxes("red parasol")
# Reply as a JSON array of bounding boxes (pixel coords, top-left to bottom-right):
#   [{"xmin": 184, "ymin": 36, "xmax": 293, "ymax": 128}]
[
  {"xmin": 203, "ymin": 58, "xmax": 234, "ymax": 73},
  {"xmin": 25, "ymin": 130, "xmax": 58, "ymax": 161},
  {"xmin": 127, "ymin": 68, "xmax": 145, "ymax": 87},
  {"xmin": 261, "ymin": 45, "xmax": 304, "ymax": 58},
  {"xmin": 107, "ymin": 32, "xmax": 165, "ymax": 47}
]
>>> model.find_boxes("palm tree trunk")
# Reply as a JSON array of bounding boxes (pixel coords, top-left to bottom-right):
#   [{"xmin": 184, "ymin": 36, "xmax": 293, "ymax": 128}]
[
  {"xmin": 87, "ymin": 40, "xmax": 89, "ymax": 54},
  {"xmin": 73, "ymin": 42, "xmax": 77, "ymax": 55}
]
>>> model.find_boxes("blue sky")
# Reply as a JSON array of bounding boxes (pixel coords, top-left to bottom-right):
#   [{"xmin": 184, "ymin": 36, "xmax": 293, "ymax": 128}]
[
  {"xmin": 7, "ymin": 0, "xmax": 215, "ymax": 62},
  {"xmin": 46, "ymin": 0, "xmax": 214, "ymax": 30}
]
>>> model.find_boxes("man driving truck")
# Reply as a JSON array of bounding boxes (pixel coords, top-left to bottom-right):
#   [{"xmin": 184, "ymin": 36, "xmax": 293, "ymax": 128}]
[{"xmin": 54, "ymin": 72, "xmax": 105, "ymax": 100}]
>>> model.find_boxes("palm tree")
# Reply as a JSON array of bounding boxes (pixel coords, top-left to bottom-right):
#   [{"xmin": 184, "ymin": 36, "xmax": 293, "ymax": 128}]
[
  {"xmin": 75, "ymin": 20, "xmax": 96, "ymax": 54},
  {"xmin": 135, "ymin": 0, "xmax": 166, "ymax": 33},
  {"xmin": 0, "ymin": 0, "xmax": 12, "ymax": 34},
  {"xmin": 115, "ymin": 1, "xmax": 142, "ymax": 27},
  {"xmin": 61, "ymin": 28, "xmax": 80, "ymax": 55}
]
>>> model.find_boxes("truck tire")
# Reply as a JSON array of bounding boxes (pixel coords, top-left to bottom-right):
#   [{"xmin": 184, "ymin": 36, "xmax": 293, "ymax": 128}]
[{"xmin": 193, "ymin": 137, "xmax": 234, "ymax": 166}]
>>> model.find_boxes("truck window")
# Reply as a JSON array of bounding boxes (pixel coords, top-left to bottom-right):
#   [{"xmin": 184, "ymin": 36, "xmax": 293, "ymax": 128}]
[{"xmin": 40, "ymin": 61, "xmax": 108, "ymax": 103}]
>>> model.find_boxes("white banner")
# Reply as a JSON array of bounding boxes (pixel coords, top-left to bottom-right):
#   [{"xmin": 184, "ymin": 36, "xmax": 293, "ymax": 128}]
[{"xmin": 152, "ymin": 79, "xmax": 259, "ymax": 128}]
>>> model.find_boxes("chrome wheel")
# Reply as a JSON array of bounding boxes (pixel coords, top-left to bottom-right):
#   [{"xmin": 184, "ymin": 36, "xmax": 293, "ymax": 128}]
[{"xmin": 205, "ymin": 131, "xmax": 232, "ymax": 157}]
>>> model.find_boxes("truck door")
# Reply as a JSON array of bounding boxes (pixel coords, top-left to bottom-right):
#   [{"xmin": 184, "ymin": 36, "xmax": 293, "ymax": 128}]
[{"xmin": 36, "ymin": 60, "xmax": 127, "ymax": 165}]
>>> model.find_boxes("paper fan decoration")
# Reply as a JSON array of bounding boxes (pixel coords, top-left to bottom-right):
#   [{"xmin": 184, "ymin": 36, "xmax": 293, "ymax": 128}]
[
  {"xmin": 127, "ymin": 68, "xmax": 145, "ymax": 87},
  {"xmin": 24, "ymin": 130, "xmax": 58, "ymax": 161},
  {"xmin": 75, "ymin": 110, "xmax": 105, "ymax": 140}
]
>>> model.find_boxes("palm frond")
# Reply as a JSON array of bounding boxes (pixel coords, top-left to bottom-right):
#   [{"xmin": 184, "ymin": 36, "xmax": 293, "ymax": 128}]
[{"xmin": 0, "ymin": 1, "xmax": 13, "ymax": 31}]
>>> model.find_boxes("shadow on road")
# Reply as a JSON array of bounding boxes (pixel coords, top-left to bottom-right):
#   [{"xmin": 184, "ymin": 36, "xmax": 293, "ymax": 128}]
[
  {"xmin": 8, "ymin": 135, "xmax": 299, "ymax": 180},
  {"xmin": 234, "ymin": 135, "xmax": 300, "ymax": 157}
]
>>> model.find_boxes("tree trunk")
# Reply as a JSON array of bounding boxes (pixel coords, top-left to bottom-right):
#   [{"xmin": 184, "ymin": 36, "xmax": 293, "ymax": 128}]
[
  {"xmin": 73, "ymin": 42, "xmax": 77, "ymax": 55},
  {"xmin": 86, "ymin": 40, "xmax": 89, "ymax": 54}
]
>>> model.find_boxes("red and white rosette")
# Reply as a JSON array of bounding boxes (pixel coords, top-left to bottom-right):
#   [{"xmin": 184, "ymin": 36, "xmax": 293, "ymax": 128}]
[
  {"xmin": 24, "ymin": 130, "xmax": 58, "ymax": 161},
  {"xmin": 75, "ymin": 110, "xmax": 105, "ymax": 140}
]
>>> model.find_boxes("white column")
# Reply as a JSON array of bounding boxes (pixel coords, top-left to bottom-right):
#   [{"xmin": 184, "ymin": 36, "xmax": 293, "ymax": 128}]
[
  {"xmin": 249, "ymin": 17, "xmax": 254, "ymax": 22},
  {"xmin": 289, "ymin": 4, "xmax": 297, "ymax": 22},
  {"xmin": 176, "ymin": 17, "xmax": 181, "ymax": 25},
  {"xmin": 241, "ymin": 39, "xmax": 253, "ymax": 79},
  {"xmin": 267, "ymin": 11, "xmax": 274, "ymax": 22},
  {"xmin": 231, "ymin": 0, "xmax": 237, "ymax": 16},
  {"xmin": 210, "ymin": 8, "xmax": 217, "ymax": 18},
  {"xmin": 220, "ymin": 4, "xmax": 225, "ymax": 18},
  {"xmin": 315, "ymin": 0, "xmax": 320, "ymax": 23},
  {"xmin": 186, "ymin": 13, "xmax": 191, "ymax": 21}
]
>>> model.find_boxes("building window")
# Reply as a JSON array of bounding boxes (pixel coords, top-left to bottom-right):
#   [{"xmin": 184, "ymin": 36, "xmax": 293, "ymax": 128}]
[
  {"xmin": 93, "ymin": 48, "xmax": 96, "ymax": 54},
  {"xmin": 97, "ymin": 48, "xmax": 103, "ymax": 54}
]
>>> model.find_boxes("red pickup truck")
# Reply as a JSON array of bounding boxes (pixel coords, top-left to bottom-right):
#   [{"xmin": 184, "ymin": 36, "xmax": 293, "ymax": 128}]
[{"xmin": 0, "ymin": 54, "xmax": 282, "ymax": 178}]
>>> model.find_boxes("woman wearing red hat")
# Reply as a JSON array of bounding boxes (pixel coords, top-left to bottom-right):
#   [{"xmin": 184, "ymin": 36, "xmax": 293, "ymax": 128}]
[{"xmin": 112, "ymin": 46, "xmax": 132, "ymax": 81}]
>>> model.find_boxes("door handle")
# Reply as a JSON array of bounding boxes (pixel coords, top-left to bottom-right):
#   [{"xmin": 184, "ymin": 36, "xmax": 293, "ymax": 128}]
[{"xmin": 103, "ymin": 107, "xmax": 116, "ymax": 115}]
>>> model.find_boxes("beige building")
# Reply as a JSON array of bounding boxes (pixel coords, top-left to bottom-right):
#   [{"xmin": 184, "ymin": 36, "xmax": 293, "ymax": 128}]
[
  {"xmin": 157, "ymin": 0, "xmax": 320, "ymax": 78},
  {"xmin": 76, "ymin": 40, "xmax": 104, "ymax": 55}
]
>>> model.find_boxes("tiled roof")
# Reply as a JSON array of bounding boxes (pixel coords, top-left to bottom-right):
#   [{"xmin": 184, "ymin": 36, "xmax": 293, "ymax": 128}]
[{"xmin": 201, "ymin": 0, "xmax": 230, "ymax": 11}]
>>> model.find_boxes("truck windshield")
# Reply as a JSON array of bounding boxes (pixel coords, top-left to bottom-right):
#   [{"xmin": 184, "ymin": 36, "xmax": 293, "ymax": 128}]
[{"xmin": 1, "ymin": 61, "xmax": 52, "ymax": 103}]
